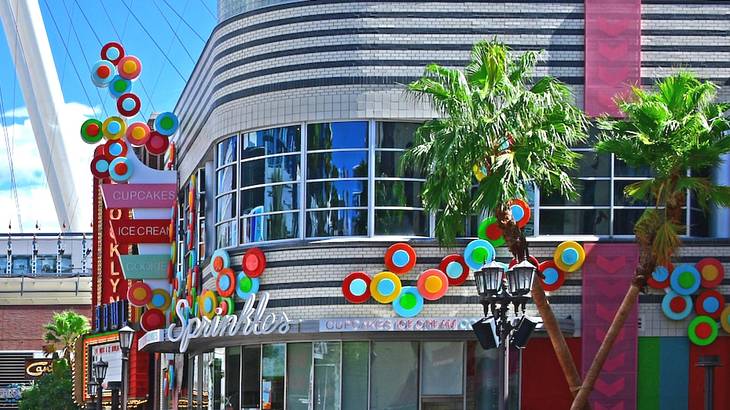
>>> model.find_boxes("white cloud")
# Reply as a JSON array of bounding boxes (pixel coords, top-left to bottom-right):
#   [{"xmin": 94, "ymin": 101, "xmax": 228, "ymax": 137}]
[{"xmin": 0, "ymin": 102, "xmax": 97, "ymax": 232}]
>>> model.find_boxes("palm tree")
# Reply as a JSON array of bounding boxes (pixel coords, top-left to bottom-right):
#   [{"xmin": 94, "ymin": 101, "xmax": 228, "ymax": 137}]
[
  {"xmin": 42, "ymin": 311, "xmax": 90, "ymax": 362},
  {"xmin": 403, "ymin": 40, "xmax": 588, "ymax": 399},
  {"xmin": 571, "ymin": 73, "xmax": 730, "ymax": 409}
]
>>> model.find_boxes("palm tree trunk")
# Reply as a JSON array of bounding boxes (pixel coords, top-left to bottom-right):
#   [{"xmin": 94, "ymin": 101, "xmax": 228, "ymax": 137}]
[{"xmin": 495, "ymin": 205, "xmax": 585, "ymax": 404}]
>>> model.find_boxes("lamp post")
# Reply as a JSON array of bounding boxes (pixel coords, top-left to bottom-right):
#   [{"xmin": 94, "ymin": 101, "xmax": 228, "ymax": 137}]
[
  {"xmin": 88, "ymin": 380, "xmax": 98, "ymax": 410},
  {"xmin": 92, "ymin": 360, "xmax": 108, "ymax": 410},
  {"xmin": 118, "ymin": 325, "xmax": 135, "ymax": 410},
  {"xmin": 472, "ymin": 259, "xmax": 537, "ymax": 410}
]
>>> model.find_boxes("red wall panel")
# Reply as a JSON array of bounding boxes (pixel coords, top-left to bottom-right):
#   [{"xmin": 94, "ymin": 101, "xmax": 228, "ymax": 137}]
[
  {"xmin": 688, "ymin": 337, "xmax": 730, "ymax": 410},
  {"xmin": 521, "ymin": 337, "xmax": 582, "ymax": 409}
]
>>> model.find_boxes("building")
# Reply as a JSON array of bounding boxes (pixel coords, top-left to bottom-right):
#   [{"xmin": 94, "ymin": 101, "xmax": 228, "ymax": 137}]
[
  {"xmin": 0, "ymin": 232, "xmax": 92, "ymax": 410},
  {"xmin": 137, "ymin": 1, "xmax": 730, "ymax": 410}
]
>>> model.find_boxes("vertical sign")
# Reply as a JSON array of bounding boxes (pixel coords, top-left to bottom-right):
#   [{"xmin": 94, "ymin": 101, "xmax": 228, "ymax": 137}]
[{"xmin": 101, "ymin": 208, "xmax": 129, "ymax": 303}]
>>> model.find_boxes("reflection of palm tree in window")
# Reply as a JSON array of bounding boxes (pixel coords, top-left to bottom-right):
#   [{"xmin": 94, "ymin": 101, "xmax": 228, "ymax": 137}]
[{"xmin": 269, "ymin": 169, "xmax": 286, "ymax": 240}]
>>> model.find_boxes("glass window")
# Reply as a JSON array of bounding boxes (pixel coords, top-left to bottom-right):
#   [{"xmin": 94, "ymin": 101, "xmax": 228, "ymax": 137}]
[
  {"xmin": 612, "ymin": 209, "xmax": 645, "ymax": 235},
  {"xmin": 539, "ymin": 209, "xmax": 610, "ymax": 235},
  {"xmin": 242, "ymin": 126, "xmax": 301, "ymax": 158},
  {"xmin": 421, "ymin": 342, "xmax": 464, "ymax": 396},
  {"xmin": 314, "ymin": 342, "xmax": 341, "ymax": 410},
  {"xmin": 216, "ymin": 221, "xmax": 238, "ymax": 248},
  {"xmin": 242, "ymin": 212, "xmax": 299, "ymax": 243},
  {"xmin": 217, "ymin": 166, "xmax": 236, "ymax": 194},
  {"xmin": 376, "ymin": 122, "xmax": 420, "ymax": 149},
  {"xmin": 375, "ymin": 151, "xmax": 422, "ymax": 178},
  {"xmin": 308, "ymin": 122, "xmax": 368, "ymax": 150},
  {"xmin": 570, "ymin": 151, "xmax": 611, "ymax": 177},
  {"xmin": 465, "ymin": 342, "xmax": 519, "ymax": 410},
  {"xmin": 217, "ymin": 136, "xmax": 237, "ymax": 166},
  {"xmin": 225, "ymin": 347, "xmax": 240, "ymax": 410},
  {"xmin": 209, "ymin": 349, "xmax": 226, "ymax": 410},
  {"xmin": 192, "ymin": 355, "xmax": 200, "ymax": 408},
  {"xmin": 262, "ymin": 344, "xmax": 285, "ymax": 410},
  {"xmin": 614, "ymin": 180, "xmax": 650, "ymax": 206},
  {"xmin": 216, "ymin": 193, "xmax": 236, "ymax": 220},
  {"xmin": 12, "ymin": 256, "xmax": 29, "ymax": 275},
  {"xmin": 541, "ymin": 180, "xmax": 611, "ymax": 207},
  {"xmin": 241, "ymin": 155, "xmax": 300, "ymax": 186},
  {"xmin": 0, "ymin": 256, "xmax": 6, "ymax": 275},
  {"xmin": 370, "ymin": 342, "xmax": 418, "ymax": 410},
  {"xmin": 375, "ymin": 210, "xmax": 429, "ymax": 236},
  {"xmin": 342, "ymin": 342, "xmax": 368, "ymax": 410},
  {"xmin": 242, "ymin": 346, "xmax": 261, "ymax": 409},
  {"xmin": 614, "ymin": 159, "xmax": 652, "ymax": 177},
  {"xmin": 307, "ymin": 151, "xmax": 368, "ymax": 179},
  {"xmin": 307, "ymin": 181, "xmax": 367, "ymax": 208},
  {"xmin": 307, "ymin": 210, "xmax": 368, "ymax": 237},
  {"xmin": 241, "ymin": 184, "xmax": 299, "ymax": 215},
  {"xmin": 37, "ymin": 255, "xmax": 56, "ymax": 274},
  {"xmin": 375, "ymin": 181, "xmax": 423, "ymax": 207},
  {"xmin": 287, "ymin": 343, "xmax": 312, "ymax": 410}
]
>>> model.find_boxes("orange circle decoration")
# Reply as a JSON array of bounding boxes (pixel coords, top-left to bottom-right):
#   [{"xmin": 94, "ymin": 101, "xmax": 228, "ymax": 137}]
[
  {"xmin": 216, "ymin": 268, "xmax": 236, "ymax": 297},
  {"xmin": 417, "ymin": 269, "xmax": 449, "ymax": 300},
  {"xmin": 370, "ymin": 271, "xmax": 402, "ymax": 304},
  {"xmin": 721, "ymin": 306, "xmax": 730, "ymax": 334},
  {"xmin": 117, "ymin": 55, "xmax": 142, "ymax": 80},
  {"xmin": 127, "ymin": 281, "xmax": 152, "ymax": 307},
  {"xmin": 342, "ymin": 271, "xmax": 371, "ymax": 304},
  {"xmin": 126, "ymin": 121, "xmax": 150, "ymax": 147},
  {"xmin": 696, "ymin": 258, "xmax": 724, "ymax": 289},
  {"xmin": 695, "ymin": 290, "xmax": 724, "ymax": 319},
  {"xmin": 242, "ymin": 248, "xmax": 266, "ymax": 278},
  {"xmin": 508, "ymin": 199, "xmax": 531, "ymax": 228},
  {"xmin": 148, "ymin": 289, "xmax": 172, "ymax": 311},
  {"xmin": 539, "ymin": 260, "xmax": 565, "ymax": 292},
  {"xmin": 211, "ymin": 249, "xmax": 230, "ymax": 273},
  {"xmin": 384, "ymin": 243, "xmax": 417, "ymax": 275},
  {"xmin": 141, "ymin": 309, "xmax": 166, "ymax": 332},
  {"xmin": 199, "ymin": 290, "xmax": 218, "ymax": 319},
  {"xmin": 439, "ymin": 254, "xmax": 469, "ymax": 286}
]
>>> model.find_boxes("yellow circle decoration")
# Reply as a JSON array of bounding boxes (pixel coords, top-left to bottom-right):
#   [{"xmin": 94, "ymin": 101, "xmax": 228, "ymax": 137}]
[
  {"xmin": 553, "ymin": 241, "xmax": 585, "ymax": 272},
  {"xmin": 370, "ymin": 271, "xmax": 402, "ymax": 304},
  {"xmin": 721, "ymin": 305, "xmax": 730, "ymax": 334},
  {"xmin": 199, "ymin": 290, "xmax": 218, "ymax": 320},
  {"xmin": 102, "ymin": 116, "xmax": 127, "ymax": 140},
  {"xmin": 147, "ymin": 289, "xmax": 171, "ymax": 311}
]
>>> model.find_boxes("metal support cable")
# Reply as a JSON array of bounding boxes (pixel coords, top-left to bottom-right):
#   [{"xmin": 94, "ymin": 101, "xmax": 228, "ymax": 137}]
[
  {"xmin": 0, "ymin": 85, "xmax": 23, "ymax": 231},
  {"xmin": 149, "ymin": 0, "xmax": 192, "ymax": 103},
  {"xmin": 151, "ymin": 0, "xmax": 196, "ymax": 64},
  {"xmin": 199, "ymin": 0, "xmax": 216, "ymax": 20},
  {"xmin": 160, "ymin": 0, "xmax": 207, "ymax": 43}
]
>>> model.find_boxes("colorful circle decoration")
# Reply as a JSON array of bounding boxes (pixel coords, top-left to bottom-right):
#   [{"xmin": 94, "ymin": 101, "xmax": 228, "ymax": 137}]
[
  {"xmin": 211, "ymin": 249, "xmax": 231, "ymax": 272},
  {"xmin": 146, "ymin": 132, "xmax": 170, "ymax": 155},
  {"xmin": 235, "ymin": 272, "xmax": 259, "ymax": 300},
  {"xmin": 538, "ymin": 260, "xmax": 565, "ymax": 292},
  {"xmin": 696, "ymin": 258, "xmax": 724, "ymax": 289},
  {"xmin": 101, "ymin": 41, "xmax": 125, "ymax": 65},
  {"xmin": 81, "ymin": 119, "xmax": 103, "ymax": 144},
  {"xmin": 102, "ymin": 116, "xmax": 127, "ymax": 140},
  {"xmin": 91, "ymin": 60, "xmax": 116, "ymax": 87},
  {"xmin": 439, "ymin": 254, "xmax": 469, "ymax": 286},
  {"xmin": 140, "ymin": 309, "xmax": 166, "ymax": 332},
  {"xmin": 721, "ymin": 306, "xmax": 730, "ymax": 334},
  {"xmin": 117, "ymin": 55, "xmax": 142, "ymax": 80},
  {"xmin": 216, "ymin": 268, "xmax": 236, "ymax": 297},
  {"xmin": 126, "ymin": 122, "xmax": 151, "ymax": 146},
  {"xmin": 661, "ymin": 290, "xmax": 693, "ymax": 320},
  {"xmin": 647, "ymin": 264, "xmax": 672, "ymax": 289},
  {"xmin": 90, "ymin": 155, "xmax": 109, "ymax": 179},
  {"xmin": 148, "ymin": 289, "xmax": 172, "ymax": 311},
  {"xmin": 242, "ymin": 247, "xmax": 266, "ymax": 278},
  {"xmin": 464, "ymin": 239, "xmax": 496, "ymax": 270},
  {"xmin": 477, "ymin": 216, "xmax": 505, "ymax": 247},
  {"xmin": 392, "ymin": 287, "xmax": 424, "ymax": 318},
  {"xmin": 199, "ymin": 290, "xmax": 218, "ymax": 319},
  {"xmin": 417, "ymin": 269, "xmax": 449, "ymax": 300},
  {"xmin": 384, "ymin": 243, "xmax": 417, "ymax": 275},
  {"xmin": 370, "ymin": 271, "xmax": 402, "ymax": 304},
  {"xmin": 342, "ymin": 271, "xmax": 371, "ymax": 304},
  {"xmin": 553, "ymin": 241, "xmax": 585, "ymax": 272},
  {"xmin": 127, "ymin": 281, "xmax": 152, "ymax": 307},
  {"xmin": 109, "ymin": 157, "xmax": 132, "ymax": 182},
  {"xmin": 508, "ymin": 199, "xmax": 531, "ymax": 228},
  {"xmin": 104, "ymin": 138, "xmax": 128, "ymax": 160},
  {"xmin": 109, "ymin": 75, "xmax": 132, "ymax": 98},
  {"xmin": 154, "ymin": 112, "xmax": 179, "ymax": 136},
  {"xmin": 218, "ymin": 297, "xmax": 234, "ymax": 315},
  {"xmin": 696, "ymin": 290, "xmax": 724, "ymax": 319},
  {"xmin": 117, "ymin": 93, "xmax": 141, "ymax": 117},
  {"xmin": 669, "ymin": 264, "xmax": 701, "ymax": 296},
  {"xmin": 688, "ymin": 315, "xmax": 719, "ymax": 346}
]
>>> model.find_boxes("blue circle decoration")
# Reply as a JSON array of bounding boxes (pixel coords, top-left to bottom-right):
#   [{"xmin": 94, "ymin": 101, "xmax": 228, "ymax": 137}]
[
  {"xmin": 543, "ymin": 267, "xmax": 559, "ymax": 285},
  {"xmin": 109, "ymin": 142, "xmax": 123, "ymax": 156},
  {"xmin": 154, "ymin": 112, "xmax": 179, "ymax": 136},
  {"xmin": 350, "ymin": 278, "xmax": 367, "ymax": 296},
  {"xmin": 511, "ymin": 204, "xmax": 524, "ymax": 221},
  {"xmin": 703, "ymin": 297, "xmax": 719, "ymax": 313},
  {"xmin": 152, "ymin": 294, "xmax": 164, "ymax": 307},
  {"xmin": 108, "ymin": 75, "xmax": 132, "ymax": 98},
  {"xmin": 561, "ymin": 248, "xmax": 579, "ymax": 265},
  {"xmin": 235, "ymin": 271, "xmax": 259, "ymax": 300},
  {"xmin": 661, "ymin": 290, "xmax": 693, "ymax": 320},
  {"xmin": 94, "ymin": 159, "xmax": 109, "ymax": 173},
  {"xmin": 392, "ymin": 250, "xmax": 410, "ymax": 268},
  {"xmin": 670, "ymin": 264, "xmax": 701, "ymax": 296},
  {"xmin": 204, "ymin": 297, "xmax": 212, "ymax": 311},
  {"xmin": 464, "ymin": 239, "xmax": 496, "ymax": 270},
  {"xmin": 219, "ymin": 274, "xmax": 230, "ymax": 290},
  {"xmin": 445, "ymin": 261, "xmax": 463, "ymax": 279},
  {"xmin": 653, "ymin": 266, "xmax": 669, "ymax": 282},
  {"xmin": 108, "ymin": 156, "xmax": 132, "ymax": 182},
  {"xmin": 377, "ymin": 278, "xmax": 395, "ymax": 295},
  {"xmin": 392, "ymin": 286, "xmax": 424, "ymax": 318}
]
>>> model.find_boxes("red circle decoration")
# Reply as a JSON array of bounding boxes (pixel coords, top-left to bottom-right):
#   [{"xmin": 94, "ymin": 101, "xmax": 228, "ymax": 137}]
[
  {"xmin": 696, "ymin": 258, "xmax": 724, "ymax": 288},
  {"xmin": 695, "ymin": 290, "xmax": 724, "ymax": 319},
  {"xmin": 127, "ymin": 281, "xmax": 152, "ymax": 307},
  {"xmin": 538, "ymin": 260, "xmax": 565, "ymax": 291},
  {"xmin": 439, "ymin": 254, "xmax": 469, "ymax": 286},
  {"xmin": 146, "ymin": 131, "xmax": 169, "ymax": 155},
  {"xmin": 384, "ymin": 243, "xmax": 417, "ymax": 275},
  {"xmin": 218, "ymin": 297, "xmax": 234, "ymax": 315},
  {"xmin": 508, "ymin": 199, "xmax": 531, "ymax": 228},
  {"xmin": 216, "ymin": 268, "xmax": 236, "ymax": 297},
  {"xmin": 141, "ymin": 309, "xmax": 166, "ymax": 331},
  {"xmin": 647, "ymin": 264, "xmax": 673, "ymax": 289},
  {"xmin": 509, "ymin": 256, "xmax": 540, "ymax": 269},
  {"xmin": 90, "ymin": 155, "xmax": 110, "ymax": 179},
  {"xmin": 103, "ymin": 138, "xmax": 128, "ymax": 160},
  {"xmin": 117, "ymin": 92, "xmax": 141, "ymax": 117},
  {"xmin": 117, "ymin": 55, "xmax": 142, "ymax": 80},
  {"xmin": 126, "ymin": 122, "xmax": 150, "ymax": 146},
  {"xmin": 242, "ymin": 247, "xmax": 266, "ymax": 278},
  {"xmin": 417, "ymin": 269, "xmax": 449, "ymax": 300},
  {"xmin": 101, "ymin": 42, "xmax": 125, "ymax": 65},
  {"xmin": 342, "ymin": 271, "xmax": 371, "ymax": 304}
]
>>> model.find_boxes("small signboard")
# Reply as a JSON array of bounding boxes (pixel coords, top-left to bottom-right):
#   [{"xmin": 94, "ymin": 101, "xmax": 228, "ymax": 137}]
[
  {"xmin": 25, "ymin": 359, "xmax": 53, "ymax": 379},
  {"xmin": 101, "ymin": 184, "xmax": 177, "ymax": 209},
  {"xmin": 111, "ymin": 219, "xmax": 170, "ymax": 244},
  {"xmin": 119, "ymin": 255, "xmax": 169, "ymax": 279}
]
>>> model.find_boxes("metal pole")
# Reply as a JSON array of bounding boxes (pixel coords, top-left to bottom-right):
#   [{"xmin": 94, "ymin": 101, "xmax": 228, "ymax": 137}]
[
  {"xmin": 705, "ymin": 366, "xmax": 713, "ymax": 410},
  {"xmin": 497, "ymin": 305, "xmax": 510, "ymax": 410},
  {"xmin": 122, "ymin": 352, "xmax": 129, "ymax": 410},
  {"xmin": 97, "ymin": 384, "xmax": 103, "ymax": 410}
]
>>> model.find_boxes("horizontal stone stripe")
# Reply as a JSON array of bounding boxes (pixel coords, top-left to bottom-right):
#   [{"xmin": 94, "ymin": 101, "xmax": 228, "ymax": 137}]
[
  {"xmin": 642, "ymin": 0, "xmax": 729, "ymax": 4},
  {"xmin": 642, "ymin": 29, "xmax": 729, "ymax": 37},
  {"xmin": 642, "ymin": 61, "xmax": 730, "ymax": 68},
  {"xmin": 642, "ymin": 13, "xmax": 730, "ymax": 20}
]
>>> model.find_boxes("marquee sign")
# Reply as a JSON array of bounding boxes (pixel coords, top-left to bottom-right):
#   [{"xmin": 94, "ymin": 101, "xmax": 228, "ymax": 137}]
[
  {"xmin": 101, "ymin": 183, "xmax": 177, "ymax": 208},
  {"xmin": 111, "ymin": 218, "xmax": 170, "ymax": 244},
  {"xmin": 319, "ymin": 317, "xmax": 480, "ymax": 332},
  {"xmin": 119, "ymin": 254, "xmax": 170, "ymax": 279}
]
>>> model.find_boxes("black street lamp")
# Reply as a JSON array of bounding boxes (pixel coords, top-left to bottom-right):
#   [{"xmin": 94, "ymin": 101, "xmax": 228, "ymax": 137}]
[
  {"xmin": 472, "ymin": 259, "xmax": 537, "ymax": 410},
  {"xmin": 92, "ymin": 360, "xmax": 108, "ymax": 410},
  {"xmin": 118, "ymin": 325, "xmax": 135, "ymax": 410},
  {"xmin": 88, "ymin": 380, "xmax": 98, "ymax": 410}
]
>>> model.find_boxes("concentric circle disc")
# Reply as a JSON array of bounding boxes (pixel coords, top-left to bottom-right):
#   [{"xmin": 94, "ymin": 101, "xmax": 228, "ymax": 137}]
[
  {"xmin": 235, "ymin": 271, "xmax": 259, "ymax": 300},
  {"xmin": 696, "ymin": 258, "xmax": 724, "ymax": 289},
  {"xmin": 147, "ymin": 289, "xmax": 172, "ymax": 311},
  {"xmin": 342, "ymin": 271, "xmax": 371, "ymax": 304},
  {"xmin": 687, "ymin": 315, "xmax": 719, "ymax": 346},
  {"xmin": 384, "ymin": 243, "xmax": 417, "ymax": 274},
  {"xmin": 538, "ymin": 260, "xmax": 565, "ymax": 291},
  {"xmin": 216, "ymin": 268, "xmax": 236, "ymax": 297},
  {"xmin": 117, "ymin": 93, "xmax": 141, "ymax": 117},
  {"xmin": 669, "ymin": 264, "xmax": 701, "ymax": 296},
  {"xmin": 553, "ymin": 241, "xmax": 585, "ymax": 272},
  {"xmin": 104, "ymin": 138, "xmax": 128, "ymax": 160},
  {"xmin": 199, "ymin": 290, "xmax": 218, "ymax": 319},
  {"xmin": 417, "ymin": 269, "xmax": 449, "ymax": 300},
  {"xmin": 101, "ymin": 41, "xmax": 125, "ymax": 65},
  {"xmin": 127, "ymin": 281, "xmax": 152, "ymax": 307},
  {"xmin": 146, "ymin": 132, "xmax": 169, "ymax": 155},
  {"xmin": 211, "ymin": 249, "xmax": 231, "ymax": 272},
  {"xmin": 91, "ymin": 60, "xmax": 116, "ymax": 87},
  {"xmin": 141, "ymin": 308, "xmax": 166, "ymax": 332},
  {"xmin": 108, "ymin": 75, "xmax": 132, "ymax": 98},
  {"xmin": 720, "ymin": 306, "xmax": 730, "ymax": 334},
  {"xmin": 126, "ymin": 122, "xmax": 151, "ymax": 146},
  {"xmin": 647, "ymin": 264, "xmax": 672, "ymax": 289},
  {"xmin": 219, "ymin": 297, "xmax": 234, "ymax": 315},
  {"xmin": 242, "ymin": 247, "xmax": 266, "ymax": 278},
  {"xmin": 117, "ymin": 55, "xmax": 142, "ymax": 80},
  {"xmin": 370, "ymin": 271, "xmax": 402, "ymax": 304},
  {"xmin": 696, "ymin": 290, "xmax": 724, "ymax": 319},
  {"xmin": 154, "ymin": 112, "xmax": 179, "ymax": 136},
  {"xmin": 478, "ymin": 216, "xmax": 505, "ymax": 247},
  {"xmin": 661, "ymin": 290, "xmax": 693, "ymax": 320},
  {"xmin": 392, "ymin": 286, "xmax": 424, "ymax": 318},
  {"xmin": 90, "ymin": 155, "xmax": 109, "ymax": 179},
  {"xmin": 439, "ymin": 254, "xmax": 469, "ymax": 286},
  {"xmin": 508, "ymin": 199, "xmax": 531, "ymax": 228},
  {"xmin": 109, "ymin": 156, "xmax": 133, "ymax": 182},
  {"xmin": 102, "ymin": 116, "xmax": 127, "ymax": 140},
  {"xmin": 464, "ymin": 239, "xmax": 496, "ymax": 270},
  {"xmin": 81, "ymin": 119, "xmax": 103, "ymax": 144}
]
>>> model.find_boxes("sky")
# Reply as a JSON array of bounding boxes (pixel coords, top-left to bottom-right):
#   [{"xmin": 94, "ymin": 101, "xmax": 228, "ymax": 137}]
[{"xmin": 0, "ymin": 0, "xmax": 217, "ymax": 232}]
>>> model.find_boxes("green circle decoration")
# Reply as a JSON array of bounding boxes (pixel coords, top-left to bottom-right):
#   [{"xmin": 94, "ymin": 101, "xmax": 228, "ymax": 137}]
[
  {"xmin": 399, "ymin": 292, "xmax": 417, "ymax": 309},
  {"xmin": 81, "ymin": 119, "xmax": 103, "ymax": 144},
  {"xmin": 239, "ymin": 276, "xmax": 252, "ymax": 292},
  {"xmin": 687, "ymin": 315, "xmax": 719, "ymax": 346}
]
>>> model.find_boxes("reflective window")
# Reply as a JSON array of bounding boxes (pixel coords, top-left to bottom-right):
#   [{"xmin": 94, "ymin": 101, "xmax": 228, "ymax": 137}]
[
  {"xmin": 421, "ymin": 342, "xmax": 464, "ymax": 396},
  {"xmin": 216, "ymin": 220, "xmax": 237, "ymax": 249},
  {"xmin": 466, "ymin": 342, "xmax": 519, "ymax": 410},
  {"xmin": 375, "ymin": 180, "xmax": 422, "ymax": 207},
  {"xmin": 241, "ymin": 184, "xmax": 299, "ymax": 215},
  {"xmin": 342, "ymin": 342, "xmax": 368, "ymax": 410},
  {"xmin": 540, "ymin": 209, "xmax": 610, "ymax": 235},
  {"xmin": 307, "ymin": 151, "xmax": 368, "ymax": 179},
  {"xmin": 217, "ymin": 136, "xmax": 237, "ymax": 165},
  {"xmin": 287, "ymin": 343, "xmax": 312, "ymax": 410},
  {"xmin": 314, "ymin": 342, "xmax": 341, "ymax": 410},
  {"xmin": 375, "ymin": 151, "xmax": 422, "ymax": 178},
  {"xmin": 308, "ymin": 122, "xmax": 368, "ymax": 150},
  {"xmin": 370, "ymin": 341, "xmax": 419, "ymax": 410},
  {"xmin": 376, "ymin": 121, "xmax": 419, "ymax": 149},
  {"xmin": 307, "ymin": 181, "xmax": 367, "ymax": 209},
  {"xmin": 225, "ymin": 347, "xmax": 240, "ymax": 410},
  {"xmin": 541, "ymin": 180, "xmax": 611, "ymax": 207},
  {"xmin": 262, "ymin": 344, "xmax": 285, "ymax": 410},
  {"xmin": 242, "ymin": 126, "xmax": 301, "ymax": 157},
  {"xmin": 217, "ymin": 166, "xmax": 236, "ymax": 193},
  {"xmin": 241, "ymin": 155, "xmax": 300, "ymax": 186},
  {"xmin": 242, "ymin": 346, "xmax": 260, "ymax": 409},
  {"xmin": 307, "ymin": 210, "xmax": 368, "ymax": 237},
  {"xmin": 241, "ymin": 212, "xmax": 299, "ymax": 243},
  {"xmin": 375, "ymin": 210, "xmax": 429, "ymax": 236},
  {"xmin": 216, "ymin": 193, "xmax": 236, "ymax": 220}
]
